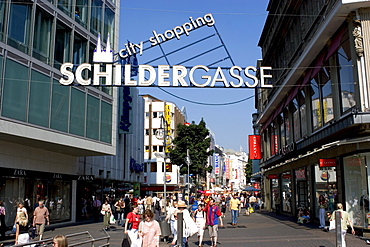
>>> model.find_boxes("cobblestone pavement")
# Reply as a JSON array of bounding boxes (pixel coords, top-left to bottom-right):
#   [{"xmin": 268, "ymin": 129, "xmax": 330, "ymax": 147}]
[{"xmin": 1, "ymin": 210, "xmax": 368, "ymax": 246}]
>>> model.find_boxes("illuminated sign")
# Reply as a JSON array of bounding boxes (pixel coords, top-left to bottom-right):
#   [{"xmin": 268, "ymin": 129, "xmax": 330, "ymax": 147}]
[
  {"xmin": 319, "ymin": 159, "xmax": 336, "ymax": 167},
  {"xmin": 249, "ymin": 135, "xmax": 261, "ymax": 159},
  {"xmin": 59, "ymin": 13, "xmax": 273, "ymax": 88}
]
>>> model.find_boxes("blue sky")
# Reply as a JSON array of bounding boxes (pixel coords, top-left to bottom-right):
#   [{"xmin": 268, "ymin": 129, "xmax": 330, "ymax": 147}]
[{"xmin": 120, "ymin": 0, "xmax": 269, "ymax": 151}]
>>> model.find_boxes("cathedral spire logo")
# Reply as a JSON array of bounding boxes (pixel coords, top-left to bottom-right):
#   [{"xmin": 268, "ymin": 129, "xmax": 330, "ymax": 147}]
[{"xmin": 93, "ymin": 33, "xmax": 113, "ymax": 63}]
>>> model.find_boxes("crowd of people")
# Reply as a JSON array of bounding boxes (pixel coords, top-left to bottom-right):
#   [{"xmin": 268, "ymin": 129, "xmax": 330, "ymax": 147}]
[{"xmin": 96, "ymin": 192, "xmax": 262, "ymax": 247}]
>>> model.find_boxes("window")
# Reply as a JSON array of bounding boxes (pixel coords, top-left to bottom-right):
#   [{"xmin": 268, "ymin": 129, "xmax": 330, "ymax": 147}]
[
  {"xmin": 8, "ymin": 1, "xmax": 31, "ymax": 53},
  {"xmin": 90, "ymin": 0, "xmax": 102, "ymax": 36},
  {"xmin": 145, "ymin": 129, "xmax": 150, "ymax": 135},
  {"xmin": 100, "ymin": 101, "xmax": 112, "ymax": 143},
  {"xmin": 150, "ymin": 162, "xmax": 157, "ymax": 172},
  {"xmin": 281, "ymin": 172, "xmax": 292, "ymax": 213},
  {"xmin": 298, "ymin": 91, "xmax": 307, "ymax": 138},
  {"xmin": 270, "ymin": 125, "xmax": 278, "ymax": 156},
  {"xmin": 310, "ymin": 77, "xmax": 322, "ymax": 131},
  {"xmin": 145, "ymin": 146, "xmax": 149, "ymax": 152},
  {"xmin": 145, "ymin": 112, "xmax": 149, "ymax": 118},
  {"xmin": 2, "ymin": 59, "xmax": 28, "ymax": 121},
  {"xmin": 279, "ymin": 114, "xmax": 285, "ymax": 147},
  {"xmin": 284, "ymin": 111, "xmax": 291, "ymax": 144},
  {"xmin": 58, "ymin": 0, "xmax": 72, "ymax": 16},
  {"xmin": 153, "ymin": 146, "xmax": 158, "ymax": 152},
  {"xmin": 51, "ymin": 79, "xmax": 69, "ymax": 132},
  {"xmin": 103, "ymin": 6, "xmax": 115, "ymax": 44},
  {"xmin": 73, "ymin": 34, "xmax": 87, "ymax": 65},
  {"xmin": 293, "ymin": 98, "xmax": 301, "ymax": 141},
  {"xmin": 54, "ymin": 21, "xmax": 71, "ymax": 69},
  {"xmin": 159, "ymin": 146, "xmax": 164, "ymax": 152},
  {"xmin": 86, "ymin": 95, "xmax": 100, "ymax": 140},
  {"xmin": 321, "ymin": 63, "xmax": 333, "ymax": 124},
  {"xmin": 337, "ymin": 37, "xmax": 355, "ymax": 113},
  {"xmin": 69, "ymin": 88, "xmax": 85, "ymax": 137},
  {"xmin": 153, "ymin": 112, "xmax": 158, "ymax": 118},
  {"xmin": 29, "ymin": 70, "xmax": 51, "ymax": 127},
  {"xmin": 33, "ymin": 8, "xmax": 53, "ymax": 64},
  {"xmin": 75, "ymin": 0, "xmax": 88, "ymax": 28},
  {"xmin": 0, "ymin": 0, "xmax": 6, "ymax": 41}
]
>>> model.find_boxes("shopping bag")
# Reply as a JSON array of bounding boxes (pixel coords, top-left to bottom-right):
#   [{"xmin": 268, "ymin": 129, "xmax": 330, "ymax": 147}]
[
  {"xmin": 329, "ymin": 220, "xmax": 335, "ymax": 231},
  {"xmin": 110, "ymin": 215, "xmax": 116, "ymax": 224},
  {"xmin": 249, "ymin": 206, "xmax": 254, "ymax": 214},
  {"xmin": 121, "ymin": 233, "xmax": 130, "ymax": 247},
  {"xmin": 100, "ymin": 210, "xmax": 105, "ymax": 215},
  {"xmin": 11, "ymin": 223, "xmax": 16, "ymax": 234}
]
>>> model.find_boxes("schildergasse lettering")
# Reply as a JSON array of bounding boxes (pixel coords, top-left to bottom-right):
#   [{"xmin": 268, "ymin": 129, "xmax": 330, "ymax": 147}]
[{"xmin": 59, "ymin": 13, "xmax": 273, "ymax": 89}]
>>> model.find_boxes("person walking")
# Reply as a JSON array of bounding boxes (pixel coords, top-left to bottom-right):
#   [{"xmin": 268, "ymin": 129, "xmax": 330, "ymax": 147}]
[
  {"xmin": 205, "ymin": 199, "xmax": 223, "ymax": 247},
  {"xmin": 0, "ymin": 201, "xmax": 6, "ymax": 240},
  {"xmin": 229, "ymin": 194, "xmax": 240, "ymax": 225},
  {"xmin": 16, "ymin": 203, "xmax": 28, "ymax": 222},
  {"xmin": 33, "ymin": 201, "xmax": 50, "ymax": 240},
  {"xmin": 318, "ymin": 195, "xmax": 327, "ymax": 228},
  {"xmin": 114, "ymin": 198, "xmax": 125, "ymax": 226},
  {"xmin": 15, "ymin": 212, "xmax": 30, "ymax": 245},
  {"xmin": 92, "ymin": 196, "xmax": 102, "ymax": 222},
  {"xmin": 146, "ymin": 195, "xmax": 153, "ymax": 211},
  {"xmin": 165, "ymin": 201, "xmax": 178, "ymax": 246},
  {"xmin": 139, "ymin": 209, "xmax": 161, "ymax": 247},
  {"xmin": 101, "ymin": 200, "xmax": 112, "ymax": 230},
  {"xmin": 124, "ymin": 205, "xmax": 141, "ymax": 247},
  {"xmin": 193, "ymin": 204, "xmax": 206, "ymax": 247},
  {"xmin": 330, "ymin": 203, "xmax": 355, "ymax": 247}
]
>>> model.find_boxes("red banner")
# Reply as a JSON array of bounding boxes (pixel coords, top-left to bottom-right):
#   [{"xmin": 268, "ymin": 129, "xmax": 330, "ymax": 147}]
[
  {"xmin": 319, "ymin": 159, "xmax": 336, "ymax": 167},
  {"xmin": 249, "ymin": 135, "xmax": 262, "ymax": 159},
  {"xmin": 267, "ymin": 174, "xmax": 278, "ymax": 179}
]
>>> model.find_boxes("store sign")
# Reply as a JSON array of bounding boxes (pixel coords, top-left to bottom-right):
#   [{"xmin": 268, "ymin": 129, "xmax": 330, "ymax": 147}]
[
  {"xmin": 78, "ymin": 175, "xmax": 95, "ymax": 181},
  {"xmin": 319, "ymin": 159, "xmax": 336, "ymax": 167},
  {"xmin": 214, "ymin": 154, "xmax": 219, "ymax": 175},
  {"xmin": 165, "ymin": 104, "xmax": 171, "ymax": 153},
  {"xmin": 59, "ymin": 14, "xmax": 273, "ymax": 88},
  {"xmin": 279, "ymin": 142, "xmax": 295, "ymax": 156},
  {"xmin": 267, "ymin": 174, "xmax": 278, "ymax": 179},
  {"xmin": 295, "ymin": 168, "xmax": 306, "ymax": 180},
  {"xmin": 249, "ymin": 135, "xmax": 261, "ymax": 159},
  {"xmin": 129, "ymin": 157, "xmax": 144, "ymax": 173}
]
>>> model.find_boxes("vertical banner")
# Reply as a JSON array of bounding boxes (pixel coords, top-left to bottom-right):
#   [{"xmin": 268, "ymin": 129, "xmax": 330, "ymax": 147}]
[
  {"xmin": 225, "ymin": 158, "xmax": 230, "ymax": 179},
  {"xmin": 249, "ymin": 135, "xmax": 262, "ymax": 159},
  {"xmin": 165, "ymin": 104, "xmax": 171, "ymax": 153},
  {"xmin": 214, "ymin": 154, "xmax": 219, "ymax": 175}
]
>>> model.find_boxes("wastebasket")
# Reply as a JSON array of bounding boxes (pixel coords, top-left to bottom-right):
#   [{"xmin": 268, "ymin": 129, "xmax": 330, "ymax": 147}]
[{"xmin": 158, "ymin": 216, "xmax": 171, "ymax": 238}]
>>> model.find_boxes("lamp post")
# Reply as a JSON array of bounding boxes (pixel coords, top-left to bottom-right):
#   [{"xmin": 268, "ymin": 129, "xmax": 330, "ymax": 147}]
[{"xmin": 186, "ymin": 149, "xmax": 191, "ymax": 205}]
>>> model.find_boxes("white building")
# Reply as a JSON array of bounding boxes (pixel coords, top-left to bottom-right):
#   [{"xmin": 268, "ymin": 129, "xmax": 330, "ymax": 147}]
[{"xmin": 141, "ymin": 95, "xmax": 186, "ymax": 194}]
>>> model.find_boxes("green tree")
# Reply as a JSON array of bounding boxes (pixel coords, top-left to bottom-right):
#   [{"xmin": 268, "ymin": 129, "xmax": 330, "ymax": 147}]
[
  {"xmin": 245, "ymin": 159, "xmax": 253, "ymax": 183},
  {"xmin": 169, "ymin": 119, "xmax": 214, "ymax": 182}
]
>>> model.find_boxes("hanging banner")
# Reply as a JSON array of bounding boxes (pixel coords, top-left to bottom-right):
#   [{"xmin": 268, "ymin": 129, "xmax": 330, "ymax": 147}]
[
  {"xmin": 214, "ymin": 154, "xmax": 219, "ymax": 175},
  {"xmin": 249, "ymin": 135, "xmax": 261, "ymax": 159}
]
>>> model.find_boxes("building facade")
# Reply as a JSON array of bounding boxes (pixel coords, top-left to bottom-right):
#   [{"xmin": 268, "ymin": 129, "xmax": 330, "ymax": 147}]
[
  {"xmin": 142, "ymin": 95, "xmax": 186, "ymax": 194},
  {"xmin": 255, "ymin": 0, "xmax": 370, "ymax": 232},
  {"xmin": 0, "ymin": 0, "xmax": 119, "ymax": 226}
]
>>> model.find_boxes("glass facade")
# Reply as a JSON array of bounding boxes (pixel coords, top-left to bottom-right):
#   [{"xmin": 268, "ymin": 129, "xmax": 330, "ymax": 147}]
[
  {"xmin": 33, "ymin": 7, "xmax": 53, "ymax": 64},
  {"xmin": 8, "ymin": 1, "xmax": 31, "ymax": 54}
]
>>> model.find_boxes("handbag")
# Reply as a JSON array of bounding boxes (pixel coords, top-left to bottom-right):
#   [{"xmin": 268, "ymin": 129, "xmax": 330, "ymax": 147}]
[
  {"xmin": 121, "ymin": 233, "xmax": 131, "ymax": 247},
  {"xmin": 329, "ymin": 220, "xmax": 335, "ymax": 231},
  {"xmin": 100, "ymin": 210, "xmax": 105, "ymax": 215}
]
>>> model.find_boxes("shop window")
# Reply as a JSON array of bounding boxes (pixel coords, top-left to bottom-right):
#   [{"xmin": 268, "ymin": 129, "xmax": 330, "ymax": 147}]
[
  {"xmin": 281, "ymin": 172, "xmax": 292, "ymax": 213},
  {"xmin": 271, "ymin": 178, "xmax": 279, "ymax": 211},
  {"xmin": 33, "ymin": 7, "xmax": 52, "ymax": 64},
  {"xmin": 314, "ymin": 164, "xmax": 337, "ymax": 221},
  {"xmin": 8, "ymin": 1, "xmax": 31, "ymax": 54},
  {"xmin": 343, "ymin": 154, "xmax": 370, "ymax": 228},
  {"xmin": 54, "ymin": 21, "xmax": 71, "ymax": 70},
  {"xmin": 337, "ymin": 36, "xmax": 355, "ymax": 113}
]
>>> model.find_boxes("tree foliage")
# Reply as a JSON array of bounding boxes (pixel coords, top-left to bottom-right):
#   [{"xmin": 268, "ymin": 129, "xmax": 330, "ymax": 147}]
[
  {"xmin": 169, "ymin": 119, "xmax": 214, "ymax": 180},
  {"xmin": 245, "ymin": 159, "xmax": 253, "ymax": 183}
]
